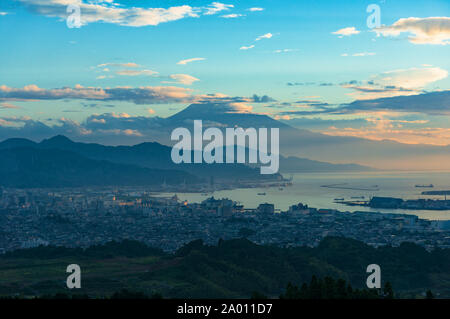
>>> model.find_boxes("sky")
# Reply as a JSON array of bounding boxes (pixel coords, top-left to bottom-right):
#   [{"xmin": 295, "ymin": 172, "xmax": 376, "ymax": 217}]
[{"xmin": 0, "ymin": 0, "xmax": 449, "ymax": 146}]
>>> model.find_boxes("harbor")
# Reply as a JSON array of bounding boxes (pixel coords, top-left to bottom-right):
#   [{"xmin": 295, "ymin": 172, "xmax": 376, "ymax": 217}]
[{"xmin": 336, "ymin": 196, "xmax": 450, "ymax": 211}]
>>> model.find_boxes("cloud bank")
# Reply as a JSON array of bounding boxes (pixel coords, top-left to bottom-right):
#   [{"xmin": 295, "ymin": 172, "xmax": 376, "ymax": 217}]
[
  {"xmin": 17, "ymin": 0, "xmax": 234, "ymax": 27},
  {"xmin": 375, "ymin": 17, "xmax": 450, "ymax": 45},
  {"xmin": 342, "ymin": 67, "xmax": 448, "ymax": 99},
  {"xmin": 0, "ymin": 84, "xmax": 193, "ymax": 104}
]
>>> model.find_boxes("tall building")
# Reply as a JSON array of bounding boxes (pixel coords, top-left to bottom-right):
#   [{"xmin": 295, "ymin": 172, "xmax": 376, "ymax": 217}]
[{"xmin": 257, "ymin": 203, "xmax": 275, "ymax": 215}]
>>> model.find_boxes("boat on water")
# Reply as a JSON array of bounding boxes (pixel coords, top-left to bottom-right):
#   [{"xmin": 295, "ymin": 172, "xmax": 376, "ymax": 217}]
[
  {"xmin": 257, "ymin": 192, "xmax": 266, "ymax": 196},
  {"xmin": 415, "ymin": 184, "xmax": 434, "ymax": 188},
  {"xmin": 334, "ymin": 198, "xmax": 345, "ymax": 201}
]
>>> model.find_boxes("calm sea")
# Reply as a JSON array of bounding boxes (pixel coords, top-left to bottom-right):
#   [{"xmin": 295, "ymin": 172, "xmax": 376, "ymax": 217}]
[{"xmin": 160, "ymin": 171, "xmax": 450, "ymax": 221}]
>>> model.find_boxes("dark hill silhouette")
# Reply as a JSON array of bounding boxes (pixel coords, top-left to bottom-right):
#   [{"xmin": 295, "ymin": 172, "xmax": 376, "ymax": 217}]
[
  {"xmin": 0, "ymin": 135, "xmax": 278, "ymax": 181},
  {"xmin": 2, "ymin": 237, "xmax": 448, "ymax": 298},
  {"xmin": 0, "ymin": 147, "xmax": 197, "ymax": 188},
  {"xmin": 0, "ymin": 135, "xmax": 372, "ymax": 175},
  {"xmin": 279, "ymin": 156, "xmax": 373, "ymax": 172}
]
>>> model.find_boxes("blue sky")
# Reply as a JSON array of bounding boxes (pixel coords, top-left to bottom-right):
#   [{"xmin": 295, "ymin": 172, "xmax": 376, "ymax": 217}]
[{"xmin": 0, "ymin": 0, "xmax": 449, "ymax": 145}]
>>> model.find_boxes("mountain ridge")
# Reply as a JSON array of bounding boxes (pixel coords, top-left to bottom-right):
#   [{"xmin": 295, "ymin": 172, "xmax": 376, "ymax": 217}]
[
  {"xmin": 0, "ymin": 147, "xmax": 197, "ymax": 188},
  {"xmin": 161, "ymin": 102, "xmax": 450, "ymax": 170},
  {"xmin": 0, "ymin": 135, "xmax": 374, "ymax": 173}
]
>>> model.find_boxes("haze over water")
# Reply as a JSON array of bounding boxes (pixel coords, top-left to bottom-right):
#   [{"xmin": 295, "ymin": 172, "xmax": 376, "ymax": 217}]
[{"xmin": 168, "ymin": 171, "xmax": 450, "ymax": 221}]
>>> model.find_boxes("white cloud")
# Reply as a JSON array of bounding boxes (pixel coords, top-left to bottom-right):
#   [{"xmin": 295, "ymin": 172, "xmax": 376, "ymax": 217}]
[
  {"xmin": 342, "ymin": 52, "xmax": 376, "ymax": 57},
  {"xmin": 0, "ymin": 118, "xmax": 14, "ymax": 126},
  {"xmin": 109, "ymin": 129, "xmax": 143, "ymax": 137},
  {"xmin": 375, "ymin": 17, "xmax": 450, "ymax": 45},
  {"xmin": 177, "ymin": 57, "xmax": 206, "ymax": 65},
  {"xmin": 255, "ymin": 33, "xmax": 273, "ymax": 41},
  {"xmin": 274, "ymin": 49, "xmax": 298, "ymax": 53},
  {"xmin": 274, "ymin": 115, "xmax": 291, "ymax": 120},
  {"xmin": 0, "ymin": 84, "xmax": 195, "ymax": 104},
  {"xmin": 0, "ymin": 102, "xmax": 20, "ymax": 109},
  {"xmin": 94, "ymin": 62, "xmax": 157, "ymax": 78},
  {"xmin": 167, "ymin": 74, "xmax": 200, "ymax": 85},
  {"xmin": 204, "ymin": 2, "xmax": 233, "ymax": 15},
  {"xmin": 352, "ymin": 52, "xmax": 376, "ymax": 56},
  {"xmin": 90, "ymin": 118, "xmax": 106, "ymax": 124},
  {"xmin": 115, "ymin": 69, "xmax": 158, "ymax": 76},
  {"xmin": 228, "ymin": 102, "xmax": 253, "ymax": 113},
  {"xmin": 376, "ymin": 67, "xmax": 448, "ymax": 89},
  {"xmin": 0, "ymin": 12, "xmax": 9, "ymax": 16},
  {"xmin": 248, "ymin": 8, "xmax": 264, "ymax": 12},
  {"xmin": 97, "ymin": 62, "xmax": 140, "ymax": 68},
  {"xmin": 221, "ymin": 13, "xmax": 244, "ymax": 18},
  {"xmin": 324, "ymin": 122, "xmax": 450, "ymax": 146},
  {"xmin": 342, "ymin": 67, "xmax": 448, "ymax": 99},
  {"xmin": 239, "ymin": 45, "xmax": 255, "ymax": 50},
  {"xmin": 332, "ymin": 27, "xmax": 360, "ymax": 37},
  {"xmin": 17, "ymin": 1, "xmax": 234, "ymax": 27}
]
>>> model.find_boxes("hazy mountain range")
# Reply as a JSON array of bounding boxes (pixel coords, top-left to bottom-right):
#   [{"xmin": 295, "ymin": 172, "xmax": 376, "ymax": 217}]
[
  {"xmin": 0, "ymin": 146, "xmax": 198, "ymax": 188},
  {"xmin": 0, "ymin": 132, "xmax": 373, "ymax": 188},
  {"xmin": 157, "ymin": 102, "xmax": 450, "ymax": 170},
  {"xmin": 1, "ymin": 98, "xmax": 449, "ymax": 173},
  {"xmin": 0, "ymin": 136, "xmax": 270, "ymax": 187}
]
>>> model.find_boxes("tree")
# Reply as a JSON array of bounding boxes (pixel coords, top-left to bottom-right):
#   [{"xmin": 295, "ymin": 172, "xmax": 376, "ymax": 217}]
[
  {"xmin": 309, "ymin": 275, "xmax": 322, "ymax": 299},
  {"xmin": 335, "ymin": 279, "xmax": 348, "ymax": 299},
  {"xmin": 251, "ymin": 291, "xmax": 268, "ymax": 299},
  {"xmin": 279, "ymin": 276, "xmax": 388, "ymax": 300},
  {"xmin": 238, "ymin": 228, "xmax": 256, "ymax": 238},
  {"xmin": 383, "ymin": 282, "xmax": 394, "ymax": 299},
  {"xmin": 111, "ymin": 289, "xmax": 148, "ymax": 299},
  {"xmin": 280, "ymin": 282, "xmax": 301, "ymax": 299}
]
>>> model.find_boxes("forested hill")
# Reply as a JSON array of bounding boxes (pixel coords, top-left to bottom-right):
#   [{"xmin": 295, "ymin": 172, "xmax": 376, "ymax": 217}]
[
  {"xmin": 1, "ymin": 237, "xmax": 448, "ymax": 299},
  {"xmin": 0, "ymin": 147, "xmax": 197, "ymax": 188}
]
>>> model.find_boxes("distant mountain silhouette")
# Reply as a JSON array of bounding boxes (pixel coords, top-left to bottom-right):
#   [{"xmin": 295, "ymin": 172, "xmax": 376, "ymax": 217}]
[
  {"xmin": 0, "ymin": 135, "xmax": 279, "ymax": 182},
  {"xmin": 0, "ymin": 135, "xmax": 373, "ymax": 178},
  {"xmin": 0, "ymin": 147, "xmax": 197, "ymax": 188},
  {"xmin": 0, "ymin": 101, "xmax": 449, "ymax": 170},
  {"xmin": 0, "ymin": 137, "xmax": 37, "ymax": 149},
  {"xmin": 279, "ymin": 156, "xmax": 373, "ymax": 172},
  {"xmin": 158, "ymin": 102, "xmax": 450, "ymax": 170}
]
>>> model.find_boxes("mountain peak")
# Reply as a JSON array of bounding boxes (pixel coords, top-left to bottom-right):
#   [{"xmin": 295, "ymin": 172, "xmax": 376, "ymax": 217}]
[
  {"xmin": 40, "ymin": 135, "xmax": 74, "ymax": 146},
  {"xmin": 168, "ymin": 103, "xmax": 234, "ymax": 120},
  {"xmin": 167, "ymin": 102, "xmax": 290, "ymax": 129}
]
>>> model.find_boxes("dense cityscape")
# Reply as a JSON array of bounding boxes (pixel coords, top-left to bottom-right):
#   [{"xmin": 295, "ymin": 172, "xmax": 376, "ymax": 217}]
[{"xmin": 1, "ymin": 187, "xmax": 449, "ymax": 254}]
